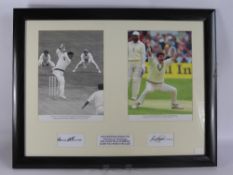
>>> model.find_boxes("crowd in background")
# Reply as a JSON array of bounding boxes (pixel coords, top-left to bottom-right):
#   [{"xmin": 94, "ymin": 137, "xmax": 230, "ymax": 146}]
[{"xmin": 129, "ymin": 31, "xmax": 192, "ymax": 63}]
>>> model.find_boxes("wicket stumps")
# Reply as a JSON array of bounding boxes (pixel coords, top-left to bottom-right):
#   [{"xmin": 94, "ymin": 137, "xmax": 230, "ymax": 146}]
[{"xmin": 49, "ymin": 75, "xmax": 58, "ymax": 97}]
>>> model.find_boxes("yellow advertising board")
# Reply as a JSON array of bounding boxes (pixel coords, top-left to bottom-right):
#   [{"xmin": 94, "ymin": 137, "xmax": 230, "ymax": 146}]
[{"xmin": 143, "ymin": 63, "xmax": 192, "ymax": 79}]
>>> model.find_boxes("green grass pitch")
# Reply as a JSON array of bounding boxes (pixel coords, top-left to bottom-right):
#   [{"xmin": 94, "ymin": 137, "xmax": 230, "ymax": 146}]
[{"xmin": 128, "ymin": 78, "xmax": 193, "ymax": 115}]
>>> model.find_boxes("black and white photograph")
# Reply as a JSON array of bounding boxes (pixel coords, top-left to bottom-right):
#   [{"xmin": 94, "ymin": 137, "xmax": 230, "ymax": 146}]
[{"xmin": 38, "ymin": 31, "xmax": 104, "ymax": 118}]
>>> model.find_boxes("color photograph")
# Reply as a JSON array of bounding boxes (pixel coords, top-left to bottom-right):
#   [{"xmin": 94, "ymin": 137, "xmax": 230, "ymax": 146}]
[{"xmin": 128, "ymin": 30, "xmax": 192, "ymax": 118}]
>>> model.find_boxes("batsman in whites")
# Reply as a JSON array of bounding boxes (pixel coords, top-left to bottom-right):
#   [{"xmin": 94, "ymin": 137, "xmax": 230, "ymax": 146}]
[{"xmin": 52, "ymin": 43, "xmax": 74, "ymax": 99}]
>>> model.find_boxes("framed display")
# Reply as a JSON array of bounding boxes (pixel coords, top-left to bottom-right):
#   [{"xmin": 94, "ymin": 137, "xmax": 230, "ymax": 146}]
[{"xmin": 13, "ymin": 8, "xmax": 217, "ymax": 168}]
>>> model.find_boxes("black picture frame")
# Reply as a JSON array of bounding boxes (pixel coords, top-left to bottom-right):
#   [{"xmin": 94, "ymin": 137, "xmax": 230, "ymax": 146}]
[{"xmin": 13, "ymin": 8, "xmax": 217, "ymax": 168}]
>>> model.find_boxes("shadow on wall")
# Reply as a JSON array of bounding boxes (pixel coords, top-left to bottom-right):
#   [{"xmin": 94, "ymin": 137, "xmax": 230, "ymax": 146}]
[{"xmin": 0, "ymin": 136, "xmax": 11, "ymax": 168}]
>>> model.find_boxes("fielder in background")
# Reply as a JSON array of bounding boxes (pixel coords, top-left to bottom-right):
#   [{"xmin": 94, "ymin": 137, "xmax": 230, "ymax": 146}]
[
  {"xmin": 72, "ymin": 49, "xmax": 102, "ymax": 73},
  {"xmin": 53, "ymin": 43, "xmax": 74, "ymax": 99},
  {"xmin": 82, "ymin": 84, "xmax": 104, "ymax": 115},
  {"xmin": 38, "ymin": 50, "xmax": 55, "ymax": 68},
  {"xmin": 128, "ymin": 31, "xmax": 146, "ymax": 100},
  {"xmin": 132, "ymin": 52, "xmax": 183, "ymax": 109}
]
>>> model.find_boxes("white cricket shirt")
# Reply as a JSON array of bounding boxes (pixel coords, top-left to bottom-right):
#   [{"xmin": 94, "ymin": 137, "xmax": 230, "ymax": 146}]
[
  {"xmin": 55, "ymin": 48, "xmax": 71, "ymax": 71},
  {"xmin": 128, "ymin": 41, "xmax": 146, "ymax": 63},
  {"xmin": 87, "ymin": 90, "xmax": 104, "ymax": 110},
  {"xmin": 148, "ymin": 58, "xmax": 173, "ymax": 83},
  {"xmin": 38, "ymin": 53, "xmax": 50, "ymax": 64},
  {"xmin": 81, "ymin": 53, "xmax": 94, "ymax": 63}
]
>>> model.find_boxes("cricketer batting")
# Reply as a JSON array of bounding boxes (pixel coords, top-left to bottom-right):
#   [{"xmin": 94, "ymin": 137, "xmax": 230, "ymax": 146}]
[{"xmin": 52, "ymin": 43, "xmax": 74, "ymax": 99}]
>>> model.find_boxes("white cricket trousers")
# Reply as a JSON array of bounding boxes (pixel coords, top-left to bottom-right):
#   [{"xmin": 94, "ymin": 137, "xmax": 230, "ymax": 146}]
[
  {"xmin": 53, "ymin": 70, "xmax": 65, "ymax": 97},
  {"xmin": 138, "ymin": 81, "xmax": 177, "ymax": 105},
  {"xmin": 128, "ymin": 61, "xmax": 142, "ymax": 99}
]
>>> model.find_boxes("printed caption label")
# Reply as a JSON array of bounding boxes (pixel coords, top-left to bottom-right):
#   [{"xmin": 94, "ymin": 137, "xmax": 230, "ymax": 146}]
[
  {"xmin": 148, "ymin": 133, "xmax": 174, "ymax": 147},
  {"xmin": 57, "ymin": 134, "xmax": 84, "ymax": 147},
  {"xmin": 98, "ymin": 135, "xmax": 133, "ymax": 146}
]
